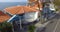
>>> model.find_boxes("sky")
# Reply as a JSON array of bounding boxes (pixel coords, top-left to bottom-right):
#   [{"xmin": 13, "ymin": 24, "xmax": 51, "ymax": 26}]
[{"xmin": 0, "ymin": 0, "xmax": 27, "ymax": 2}]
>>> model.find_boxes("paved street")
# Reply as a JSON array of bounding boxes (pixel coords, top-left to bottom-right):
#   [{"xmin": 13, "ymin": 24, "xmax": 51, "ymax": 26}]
[{"xmin": 44, "ymin": 13, "xmax": 60, "ymax": 32}]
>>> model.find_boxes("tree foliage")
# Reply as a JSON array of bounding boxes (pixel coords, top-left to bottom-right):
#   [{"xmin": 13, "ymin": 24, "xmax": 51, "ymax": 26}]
[
  {"xmin": 28, "ymin": 25, "xmax": 35, "ymax": 32},
  {"xmin": 0, "ymin": 22, "xmax": 12, "ymax": 32},
  {"xmin": 53, "ymin": 0, "xmax": 60, "ymax": 10},
  {"xmin": 54, "ymin": 0, "xmax": 60, "ymax": 6}
]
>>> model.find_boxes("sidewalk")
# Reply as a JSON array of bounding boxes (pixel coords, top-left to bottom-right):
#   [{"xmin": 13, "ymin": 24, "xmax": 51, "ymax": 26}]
[
  {"xmin": 35, "ymin": 20, "xmax": 51, "ymax": 32},
  {"xmin": 44, "ymin": 11, "xmax": 60, "ymax": 32},
  {"xmin": 34, "ymin": 11, "xmax": 59, "ymax": 32}
]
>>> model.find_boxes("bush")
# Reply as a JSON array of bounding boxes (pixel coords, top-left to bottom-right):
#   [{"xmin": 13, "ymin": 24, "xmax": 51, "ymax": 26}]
[
  {"xmin": 28, "ymin": 25, "xmax": 35, "ymax": 32},
  {"xmin": 0, "ymin": 22, "xmax": 12, "ymax": 32}
]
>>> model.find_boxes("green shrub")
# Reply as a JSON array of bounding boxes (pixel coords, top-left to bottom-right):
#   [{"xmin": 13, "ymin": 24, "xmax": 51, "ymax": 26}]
[
  {"xmin": 0, "ymin": 22, "xmax": 12, "ymax": 32},
  {"xmin": 28, "ymin": 25, "xmax": 35, "ymax": 32}
]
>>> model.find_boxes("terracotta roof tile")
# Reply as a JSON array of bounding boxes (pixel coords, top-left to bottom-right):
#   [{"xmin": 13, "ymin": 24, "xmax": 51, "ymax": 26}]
[
  {"xmin": 30, "ymin": 4, "xmax": 43, "ymax": 10},
  {"xmin": 4, "ymin": 6, "xmax": 24, "ymax": 15},
  {"xmin": 4, "ymin": 6, "xmax": 38, "ymax": 15},
  {"xmin": 28, "ymin": 0, "xmax": 37, "ymax": 3},
  {"xmin": 0, "ymin": 11, "xmax": 11, "ymax": 23},
  {"xmin": 23, "ymin": 6, "xmax": 38, "ymax": 13}
]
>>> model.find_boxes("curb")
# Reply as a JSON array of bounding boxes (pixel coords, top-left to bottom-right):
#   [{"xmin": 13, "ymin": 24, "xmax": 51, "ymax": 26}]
[{"xmin": 34, "ymin": 21, "xmax": 51, "ymax": 32}]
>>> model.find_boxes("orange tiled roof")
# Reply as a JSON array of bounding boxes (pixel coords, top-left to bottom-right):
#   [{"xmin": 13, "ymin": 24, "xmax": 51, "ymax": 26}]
[
  {"xmin": 30, "ymin": 2, "xmax": 43, "ymax": 10},
  {"xmin": 4, "ymin": 6, "xmax": 38, "ymax": 15},
  {"xmin": 0, "ymin": 11, "xmax": 11, "ymax": 23},
  {"xmin": 28, "ymin": 0, "xmax": 37, "ymax": 3},
  {"xmin": 4, "ymin": 6, "xmax": 24, "ymax": 15},
  {"xmin": 28, "ymin": 0, "xmax": 43, "ymax": 10},
  {"xmin": 23, "ymin": 6, "xmax": 38, "ymax": 12}
]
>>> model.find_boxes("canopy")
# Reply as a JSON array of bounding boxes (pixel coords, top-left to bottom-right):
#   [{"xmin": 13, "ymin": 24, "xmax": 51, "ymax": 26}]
[
  {"xmin": 0, "ymin": 11, "xmax": 11, "ymax": 23},
  {"xmin": 4, "ymin": 6, "xmax": 38, "ymax": 15}
]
